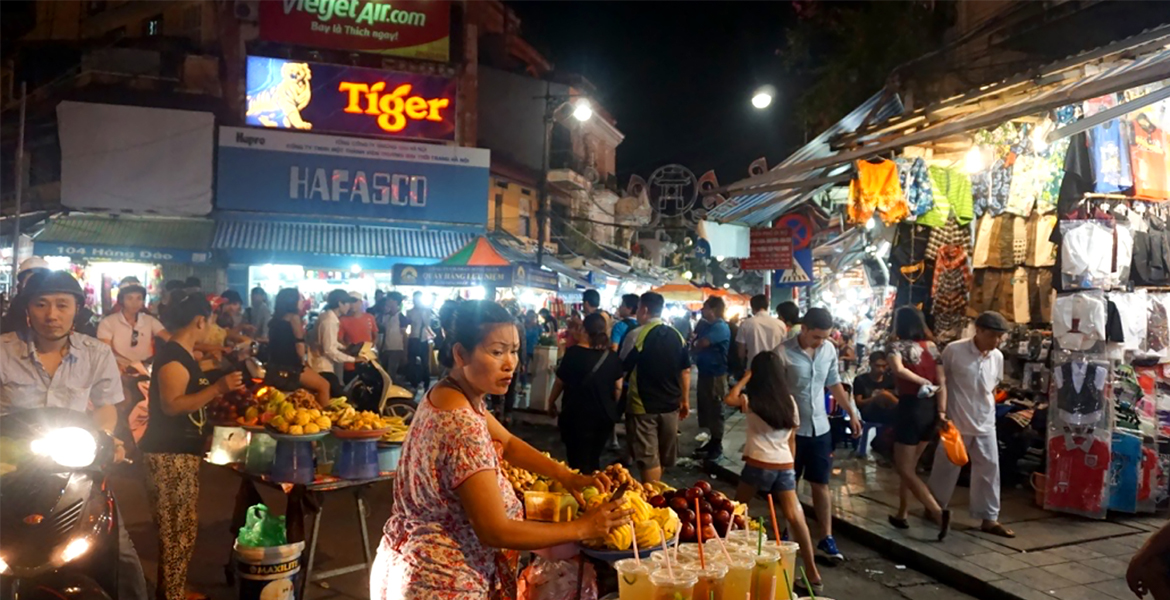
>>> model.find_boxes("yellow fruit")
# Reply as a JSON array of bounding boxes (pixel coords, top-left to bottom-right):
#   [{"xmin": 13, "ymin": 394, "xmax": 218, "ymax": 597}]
[
  {"xmin": 295, "ymin": 412, "xmax": 312, "ymax": 426},
  {"xmin": 304, "ymin": 424, "xmax": 320, "ymax": 434},
  {"xmin": 281, "ymin": 407, "xmax": 296, "ymax": 421},
  {"xmin": 309, "ymin": 409, "xmax": 321, "ymax": 418},
  {"xmin": 288, "ymin": 425, "xmax": 304, "ymax": 435},
  {"xmin": 315, "ymin": 416, "xmax": 331, "ymax": 429},
  {"xmin": 634, "ymin": 520, "xmax": 661, "ymax": 547},
  {"xmin": 244, "ymin": 407, "xmax": 259, "ymax": 420},
  {"xmin": 270, "ymin": 415, "xmax": 287, "ymax": 430},
  {"xmin": 531, "ymin": 481, "xmax": 549, "ymax": 492}
]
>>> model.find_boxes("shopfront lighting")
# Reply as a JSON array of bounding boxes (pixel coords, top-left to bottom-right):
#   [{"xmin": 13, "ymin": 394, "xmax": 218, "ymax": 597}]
[
  {"xmin": 715, "ymin": 255, "xmax": 725, "ymax": 262},
  {"xmin": 683, "ymin": 270, "xmax": 693, "ymax": 280},
  {"xmin": 723, "ymin": 283, "xmax": 731, "ymax": 289},
  {"xmin": 45, "ymin": 256, "xmax": 72, "ymax": 270},
  {"xmin": 571, "ymin": 99, "xmax": 593, "ymax": 122},
  {"xmin": 350, "ymin": 264, "xmax": 362, "ymax": 274},
  {"xmin": 964, "ymin": 145, "xmax": 986, "ymax": 174},
  {"xmin": 1031, "ymin": 117, "xmax": 1054, "ymax": 153},
  {"xmin": 865, "ymin": 217, "xmax": 875, "ymax": 231},
  {"xmin": 470, "ymin": 286, "xmax": 487, "ymax": 300}
]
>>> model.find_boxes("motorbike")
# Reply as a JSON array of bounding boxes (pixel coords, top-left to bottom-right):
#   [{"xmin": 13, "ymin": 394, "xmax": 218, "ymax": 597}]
[
  {"xmin": 0, "ymin": 408, "xmax": 121, "ymax": 600},
  {"xmin": 343, "ymin": 342, "xmax": 416, "ymax": 419}
]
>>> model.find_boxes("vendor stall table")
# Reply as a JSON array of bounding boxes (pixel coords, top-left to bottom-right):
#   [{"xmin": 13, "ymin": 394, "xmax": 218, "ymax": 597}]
[{"xmin": 212, "ymin": 462, "xmax": 395, "ymax": 598}]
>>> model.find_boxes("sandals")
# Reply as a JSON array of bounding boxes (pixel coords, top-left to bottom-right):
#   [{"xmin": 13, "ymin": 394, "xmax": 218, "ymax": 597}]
[
  {"xmin": 888, "ymin": 515, "xmax": 910, "ymax": 530},
  {"xmin": 937, "ymin": 509, "xmax": 952, "ymax": 541},
  {"xmin": 981, "ymin": 522, "xmax": 1016, "ymax": 538}
]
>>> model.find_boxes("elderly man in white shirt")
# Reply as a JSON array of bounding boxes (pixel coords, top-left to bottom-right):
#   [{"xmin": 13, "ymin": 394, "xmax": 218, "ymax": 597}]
[
  {"xmin": 97, "ymin": 284, "xmax": 170, "ymax": 369},
  {"xmin": 928, "ymin": 311, "xmax": 1015, "ymax": 538},
  {"xmin": 310, "ymin": 289, "xmax": 362, "ymax": 384},
  {"xmin": 736, "ymin": 294, "xmax": 788, "ymax": 367}
]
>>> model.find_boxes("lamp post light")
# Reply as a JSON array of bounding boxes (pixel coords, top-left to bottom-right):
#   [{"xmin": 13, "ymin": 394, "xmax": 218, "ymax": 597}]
[
  {"xmin": 537, "ymin": 85, "xmax": 593, "ymax": 268},
  {"xmin": 751, "ymin": 85, "xmax": 776, "ymax": 110}
]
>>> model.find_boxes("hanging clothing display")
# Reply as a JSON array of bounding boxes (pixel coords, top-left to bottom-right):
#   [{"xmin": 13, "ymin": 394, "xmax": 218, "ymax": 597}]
[
  {"xmin": 1004, "ymin": 154, "xmax": 1045, "ymax": 216},
  {"xmin": 1060, "ymin": 220, "xmax": 1114, "ymax": 289},
  {"xmin": 1109, "ymin": 290, "xmax": 1149, "ymax": 352},
  {"xmin": 1025, "ymin": 213, "xmax": 1058, "ymax": 267},
  {"xmin": 1128, "ymin": 112, "xmax": 1169, "ymax": 200},
  {"xmin": 1037, "ymin": 136, "xmax": 1071, "ymax": 214},
  {"xmin": 931, "ymin": 243, "xmax": 971, "ymax": 343},
  {"xmin": 1057, "ymin": 133, "xmax": 1095, "ymax": 218},
  {"xmin": 1109, "ymin": 431, "xmax": 1143, "ymax": 513},
  {"xmin": 925, "ymin": 215, "xmax": 971, "ymax": 261},
  {"xmin": 971, "ymin": 156, "xmax": 1013, "ymax": 217},
  {"xmin": 1047, "ymin": 430, "xmax": 1111, "ymax": 516},
  {"xmin": 1027, "ymin": 267, "xmax": 1054, "ymax": 324},
  {"xmin": 1054, "ymin": 360, "xmax": 1108, "ymax": 426},
  {"xmin": 919, "ymin": 166, "xmax": 975, "ymax": 228},
  {"xmin": 1131, "ymin": 215, "xmax": 1170, "ymax": 286},
  {"xmin": 1053, "ymin": 291, "xmax": 1107, "ymax": 351},
  {"xmin": 895, "ymin": 157, "xmax": 935, "ymax": 217},
  {"xmin": 1112, "ymin": 222, "xmax": 1134, "ymax": 288},
  {"xmin": 849, "ymin": 159, "xmax": 910, "ymax": 224}
]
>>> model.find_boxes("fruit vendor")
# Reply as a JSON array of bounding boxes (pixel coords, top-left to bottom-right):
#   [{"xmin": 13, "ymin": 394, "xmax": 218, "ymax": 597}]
[
  {"xmin": 140, "ymin": 290, "xmax": 245, "ymax": 600},
  {"xmin": 372, "ymin": 300, "xmax": 632, "ymax": 600}
]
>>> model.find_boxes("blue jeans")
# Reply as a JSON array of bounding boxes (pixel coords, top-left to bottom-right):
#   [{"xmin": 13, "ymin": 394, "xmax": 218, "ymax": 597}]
[{"xmin": 740, "ymin": 464, "xmax": 797, "ymax": 495}]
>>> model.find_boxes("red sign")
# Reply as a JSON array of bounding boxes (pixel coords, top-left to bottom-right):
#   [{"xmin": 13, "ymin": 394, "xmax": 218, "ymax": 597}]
[
  {"xmin": 740, "ymin": 228, "xmax": 793, "ymax": 270},
  {"xmin": 260, "ymin": 0, "xmax": 451, "ymax": 63}
]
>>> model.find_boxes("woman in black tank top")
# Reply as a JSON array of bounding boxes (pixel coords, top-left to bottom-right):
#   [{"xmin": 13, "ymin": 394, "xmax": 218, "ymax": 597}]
[
  {"xmin": 140, "ymin": 291, "xmax": 246, "ymax": 600},
  {"xmin": 266, "ymin": 288, "xmax": 331, "ymax": 406}
]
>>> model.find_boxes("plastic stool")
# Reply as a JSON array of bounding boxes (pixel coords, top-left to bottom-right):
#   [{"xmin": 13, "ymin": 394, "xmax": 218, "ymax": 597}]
[
  {"xmin": 271, "ymin": 440, "xmax": 315, "ymax": 484},
  {"xmin": 855, "ymin": 422, "xmax": 882, "ymax": 458},
  {"xmin": 333, "ymin": 439, "xmax": 380, "ymax": 480}
]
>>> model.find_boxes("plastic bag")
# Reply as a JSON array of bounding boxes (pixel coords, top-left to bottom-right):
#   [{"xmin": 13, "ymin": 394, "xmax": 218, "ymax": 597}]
[
  {"xmin": 938, "ymin": 421, "xmax": 968, "ymax": 467},
  {"xmin": 236, "ymin": 504, "xmax": 288, "ymax": 548},
  {"xmin": 517, "ymin": 556, "xmax": 597, "ymax": 600}
]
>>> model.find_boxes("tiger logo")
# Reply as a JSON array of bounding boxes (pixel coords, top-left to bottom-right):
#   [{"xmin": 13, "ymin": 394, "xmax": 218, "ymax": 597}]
[{"xmin": 246, "ymin": 61, "xmax": 313, "ymax": 130}]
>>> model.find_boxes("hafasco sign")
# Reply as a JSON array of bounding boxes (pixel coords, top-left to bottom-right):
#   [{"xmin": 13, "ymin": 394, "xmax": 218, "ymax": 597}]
[
  {"xmin": 260, "ymin": 0, "xmax": 451, "ymax": 62},
  {"xmin": 245, "ymin": 56, "xmax": 456, "ymax": 141},
  {"xmin": 216, "ymin": 127, "xmax": 490, "ymax": 224}
]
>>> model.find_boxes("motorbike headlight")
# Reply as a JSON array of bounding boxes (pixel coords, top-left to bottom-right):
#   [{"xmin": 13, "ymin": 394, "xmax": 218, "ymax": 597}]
[
  {"xmin": 29, "ymin": 427, "xmax": 98, "ymax": 468},
  {"xmin": 0, "ymin": 555, "xmax": 9, "ymax": 574},
  {"xmin": 60, "ymin": 538, "xmax": 92, "ymax": 563}
]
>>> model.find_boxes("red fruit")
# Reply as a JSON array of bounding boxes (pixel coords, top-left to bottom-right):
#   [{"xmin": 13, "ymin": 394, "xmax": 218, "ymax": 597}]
[
  {"xmin": 704, "ymin": 491, "xmax": 720, "ymax": 505},
  {"xmin": 680, "ymin": 508, "xmax": 696, "ymax": 524},
  {"xmin": 700, "ymin": 501, "xmax": 713, "ymax": 515},
  {"xmin": 693, "ymin": 480, "xmax": 713, "ymax": 494},
  {"xmin": 717, "ymin": 498, "xmax": 735, "ymax": 514},
  {"xmin": 733, "ymin": 514, "xmax": 746, "ymax": 529},
  {"xmin": 685, "ymin": 487, "xmax": 704, "ymax": 501},
  {"xmin": 700, "ymin": 513, "xmax": 713, "ymax": 527},
  {"xmin": 701, "ymin": 524, "xmax": 718, "ymax": 541},
  {"xmin": 669, "ymin": 497, "xmax": 689, "ymax": 512},
  {"xmin": 649, "ymin": 495, "xmax": 667, "ymax": 508},
  {"xmin": 714, "ymin": 510, "xmax": 732, "ymax": 528},
  {"xmin": 679, "ymin": 523, "xmax": 697, "ymax": 543},
  {"xmin": 716, "ymin": 521, "xmax": 730, "ymax": 537}
]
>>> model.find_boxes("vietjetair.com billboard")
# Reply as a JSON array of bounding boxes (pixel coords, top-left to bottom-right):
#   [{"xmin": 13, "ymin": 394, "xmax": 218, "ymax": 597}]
[{"xmin": 259, "ymin": 0, "xmax": 450, "ymax": 62}]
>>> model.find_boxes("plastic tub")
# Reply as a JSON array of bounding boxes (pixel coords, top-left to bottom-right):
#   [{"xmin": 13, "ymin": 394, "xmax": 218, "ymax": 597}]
[
  {"xmin": 233, "ymin": 540, "xmax": 305, "ymax": 600},
  {"xmin": 244, "ymin": 432, "xmax": 276, "ymax": 475},
  {"xmin": 270, "ymin": 439, "xmax": 315, "ymax": 484},
  {"xmin": 333, "ymin": 439, "xmax": 379, "ymax": 480},
  {"xmin": 377, "ymin": 443, "xmax": 402, "ymax": 473}
]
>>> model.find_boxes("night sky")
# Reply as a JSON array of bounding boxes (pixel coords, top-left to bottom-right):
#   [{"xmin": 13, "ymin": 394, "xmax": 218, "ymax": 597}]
[{"xmin": 509, "ymin": 1, "xmax": 804, "ymax": 185}]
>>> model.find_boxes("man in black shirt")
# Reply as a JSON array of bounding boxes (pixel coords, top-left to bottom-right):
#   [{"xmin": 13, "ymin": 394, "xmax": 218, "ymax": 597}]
[
  {"xmin": 620, "ymin": 292, "xmax": 692, "ymax": 482},
  {"xmin": 852, "ymin": 350, "xmax": 898, "ymax": 425}
]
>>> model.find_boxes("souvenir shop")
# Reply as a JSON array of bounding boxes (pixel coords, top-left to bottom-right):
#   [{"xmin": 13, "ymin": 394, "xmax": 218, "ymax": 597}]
[{"xmin": 850, "ymin": 82, "xmax": 1170, "ymax": 518}]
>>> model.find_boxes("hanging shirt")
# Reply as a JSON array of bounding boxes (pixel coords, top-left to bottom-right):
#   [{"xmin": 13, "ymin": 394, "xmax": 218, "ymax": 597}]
[
  {"xmin": 971, "ymin": 157, "xmax": 1013, "ymax": 217},
  {"xmin": 1053, "ymin": 292, "xmax": 1107, "ymax": 351},
  {"xmin": 849, "ymin": 159, "xmax": 909, "ymax": 225},
  {"xmin": 1003, "ymin": 154, "xmax": 1044, "ymax": 217},
  {"xmin": 1060, "ymin": 221, "xmax": 1114, "ymax": 288},
  {"xmin": 1053, "ymin": 361, "xmax": 1107, "ymax": 426},
  {"xmin": 1112, "ymin": 223, "xmax": 1134, "ymax": 288},
  {"xmin": 1047, "ymin": 432, "xmax": 1110, "ymax": 515},
  {"xmin": 1087, "ymin": 118, "xmax": 1134, "ymax": 194},
  {"xmin": 1128, "ymin": 114, "xmax": 1170, "ymax": 200},
  {"xmin": 895, "ymin": 157, "xmax": 934, "ymax": 217},
  {"xmin": 1132, "ymin": 217, "xmax": 1170, "ymax": 286},
  {"xmin": 1109, "ymin": 291, "xmax": 1149, "ymax": 352},
  {"xmin": 1025, "ymin": 213, "xmax": 1058, "ymax": 267},
  {"xmin": 919, "ymin": 166, "xmax": 975, "ymax": 228}
]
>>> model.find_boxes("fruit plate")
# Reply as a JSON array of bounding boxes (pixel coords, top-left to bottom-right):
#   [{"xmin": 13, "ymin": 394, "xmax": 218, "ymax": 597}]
[
  {"xmin": 331, "ymin": 427, "xmax": 390, "ymax": 440},
  {"xmin": 577, "ymin": 535, "xmax": 677, "ymax": 563},
  {"xmin": 264, "ymin": 428, "xmax": 330, "ymax": 442}
]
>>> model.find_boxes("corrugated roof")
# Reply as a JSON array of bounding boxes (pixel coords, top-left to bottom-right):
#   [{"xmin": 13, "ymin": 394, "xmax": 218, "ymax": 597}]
[
  {"xmin": 36, "ymin": 214, "xmax": 214, "ymax": 250},
  {"xmin": 213, "ymin": 219, "xmax": 471, "ymax": 259}
]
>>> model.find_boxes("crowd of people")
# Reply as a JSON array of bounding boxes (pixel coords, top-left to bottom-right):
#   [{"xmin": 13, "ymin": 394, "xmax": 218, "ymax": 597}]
[{"xmin": 2, "ymin": 255, "xmax": 1168, "ymax": 600}]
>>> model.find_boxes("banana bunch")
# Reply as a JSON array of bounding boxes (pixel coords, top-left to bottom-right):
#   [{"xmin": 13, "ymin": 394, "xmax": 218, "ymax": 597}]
[
  {"xmin": 379, "ymin": 416, "xmax": 410, "ymax": 443},
  {"xmin": 605, "ymin": 523, "xmax": 633, "ymax": 551},
  {"xmin": 330, "ymin": 406, "xmax": 388, "ymax": 431}
]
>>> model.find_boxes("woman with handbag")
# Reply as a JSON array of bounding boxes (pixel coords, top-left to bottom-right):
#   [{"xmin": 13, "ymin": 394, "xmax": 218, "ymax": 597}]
[
  {"xmin": 887, "ymin": 306, "xmax": 951, "ymax": 540},
  {"xmin": 547, "ymin": 312, "xmax": 625, "ymax": 472}
]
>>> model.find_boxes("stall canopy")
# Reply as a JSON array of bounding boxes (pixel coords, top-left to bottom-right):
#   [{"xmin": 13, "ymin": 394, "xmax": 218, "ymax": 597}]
[
  {"xmin": 33, "ymin": 213, "xmax": 216, "ymax": 264},
  {"xmin": 651, "ymin": 281, "xmax": 707, "ymax": 302},
  {"xmin": 391, "ymin": 236, "xmax": 560, "ymax": 291},
  {"xmin": 709, "ymin": 24, "xmax": 1170, "ymax": 227}
]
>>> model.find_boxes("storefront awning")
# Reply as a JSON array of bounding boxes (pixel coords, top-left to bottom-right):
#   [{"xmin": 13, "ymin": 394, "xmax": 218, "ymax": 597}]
[
  {"xmin": 213, "ymin": 218, "xmax": 474, "ymax": 267},
  {"xmin": 33, "ymin": 213, "xmax": 215, "ymax": 263}
]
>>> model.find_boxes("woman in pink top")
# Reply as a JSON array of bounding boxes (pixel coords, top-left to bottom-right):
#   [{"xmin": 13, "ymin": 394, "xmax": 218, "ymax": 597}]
[
  {"xmin": 887, "ymin": 307, "xmax": 950, "ymax": 539},
  {"xmin": 371, "ymin": 301, "xmax": 631, "ymax": 600}
]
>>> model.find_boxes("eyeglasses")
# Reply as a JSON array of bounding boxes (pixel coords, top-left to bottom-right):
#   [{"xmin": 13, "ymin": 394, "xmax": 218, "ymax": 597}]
[{"xmin": 131, "ymin": 329, "xmax": 139, "ymax": 348}]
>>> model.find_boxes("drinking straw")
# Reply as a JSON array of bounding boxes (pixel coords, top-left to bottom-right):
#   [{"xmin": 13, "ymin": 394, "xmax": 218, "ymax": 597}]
[
  {"xmin": 712, "ymin": 524, "xmax": 732, "ymax": 562},
  {"xmin": 756, "ymin": 517, "xmax": 765, "ymax": 555},
  {"xmin": 695, "ymin": 497, "xmax": 706, "ymax": 569},
  {"xmin": 768, "ymin": 575, "xmax": 777, "ymax": 600},
  {"xmin": 767, "ymin": 494, "xmax": 782, "ymax": 548},
  {"xmin": 799, "ymin": 566, "xmax": 818, "ymax": 600},
  {"xmin": 631, "ymin": 522, "xmax": 641, "ymax": 566},
  {"xmin": 782, "ymin": 569, "xmax": 793, "ymax": 600},
  {"xmin": 658, "ymin": 522, "xmax": 674, "ymax": 578}
]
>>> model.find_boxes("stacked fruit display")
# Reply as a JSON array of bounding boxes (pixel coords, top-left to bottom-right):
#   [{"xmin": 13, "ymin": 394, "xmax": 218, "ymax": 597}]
[
  {"xmin": 267, "ymin": 406, "xmax": 332, "ymax": 435},
  {"xmin": 322, "ymin": 397, "xmax": 396, "ymax": 432},
  {"xmin": 581, "ymin": 488, "xmax": 680, "ymax": 550},
  {"xmin": 501, "ymin": 455, "xmax": 566, "ymax": 496},
  {"xmin": 208, "ymin": 390, "xmax": 259, "ymax": 426},
  {"xmin": 648, "ymin": 480, "xmax": 747, "ymax": 543}
]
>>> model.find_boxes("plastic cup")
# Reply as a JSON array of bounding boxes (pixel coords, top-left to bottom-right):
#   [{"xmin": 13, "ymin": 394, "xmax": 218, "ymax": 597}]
[
  {"xmin": 615, "ymin": 558, "xmax": 654, "ymax": 600},
  {"xmin": 773, "ymin": 541, "xmax": 800, "ymax": 597},
  {"xmin": 750, "ymin": 547, "xmax": 781, "ymax": 600},
  {"xmin": 674, "ymin": 543, "xmax": 701, "ymax": 562},
  {"xmin": 651, "ymin": 549, "xmax": 693, "ymax": 566},
  {"xmin": 693, "ymin": 561, "xmax": 729, "ymax": 600},
  {"xmin": 725, "ymin": 529, "xmax": 757, "ymax": 549},
  {"xmin": 716, "ymin": 551, "xmax": 756, "ymax": 600},
  {"xmin": 650, "ymin": 569, "xmax": 698, "ymax": 600}
]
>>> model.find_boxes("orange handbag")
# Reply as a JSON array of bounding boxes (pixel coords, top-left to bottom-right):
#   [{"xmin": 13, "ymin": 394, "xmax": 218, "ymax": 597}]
[{"xmin": 939, "ymin": 421, "xmax": 969, "ymax": 466}]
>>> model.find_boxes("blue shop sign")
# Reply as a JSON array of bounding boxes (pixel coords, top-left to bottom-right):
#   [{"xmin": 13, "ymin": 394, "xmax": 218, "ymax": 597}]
[
  {"xmin": 35, "ymin": 242, "xmax": 211, "ymax": 264},
  {"xmin": 392, "ymin": 263, "xmax": 557, "ymax": 291},
  {"xmin": 216, "ymin": 127, "xmax": 489, "ymax": 225}
]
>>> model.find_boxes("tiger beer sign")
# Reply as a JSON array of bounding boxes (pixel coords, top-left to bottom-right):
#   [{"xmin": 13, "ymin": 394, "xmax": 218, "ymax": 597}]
[
  {"xmin": 245, "ymin": 56, "xmax": 456, "ymax": 141},
  {"xmin": 260, "ymin": 0, "xmax": 451, "ymax": 62}
]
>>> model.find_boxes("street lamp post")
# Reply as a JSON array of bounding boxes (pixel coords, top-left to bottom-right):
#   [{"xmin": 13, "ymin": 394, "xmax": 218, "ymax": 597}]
[{"xmin": 536, "ymin": 84, "xmax": 592, "ymax": 269}]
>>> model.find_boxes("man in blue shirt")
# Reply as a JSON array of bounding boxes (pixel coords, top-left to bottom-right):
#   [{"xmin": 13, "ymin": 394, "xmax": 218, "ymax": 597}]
[
  {"xmin": 782, "ymin": 307, "xmax": 862, "ymax": 564},
  {"xmin": 693, "ymin": 296, "xmax": 731, "ymax": 460},
  {"xmin": 610, "ymin": 293, "xmax": 640, "ymax": 349}
]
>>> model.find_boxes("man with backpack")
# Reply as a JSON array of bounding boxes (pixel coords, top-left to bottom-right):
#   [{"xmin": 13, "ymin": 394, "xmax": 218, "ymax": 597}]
[{"xmin": 610, "ymin": 293, "xmax": 640, "ymax": 350}]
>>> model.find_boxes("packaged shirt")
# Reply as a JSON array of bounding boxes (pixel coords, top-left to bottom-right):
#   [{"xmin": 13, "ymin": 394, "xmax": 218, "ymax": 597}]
[
  {"xmin": 1047, "ymin": 432, "xmax": 1110, "ymax": 516},
  {"xmin": 1129, "ymin": 113, "xmax": 1169, "ymax": 200},
  {"xmin": 1053, "ymin": 292, "xmax": 1107, "ymax": 351},
  {"xmin": 1109, "ymin": 431, "xmax": 1142, "ymax": 513},
  {"xmin": 1113, "ymin": 223, "xmax": 1134, "ymax": 288},
  {"xmin": 1053, "ymin": 360, "xmax": 1108, "ymax": 426},
  {"xmin": 1132, "ymin": 216, "xmax": 1170, "ymax": 286},
  {"xmin": 1060, "ymin": 221, "xmax": 1114, "ymax": 288},
  {"xmin": 1109, "ymin": 290, "xmax": 1149, "ymax": 352}
]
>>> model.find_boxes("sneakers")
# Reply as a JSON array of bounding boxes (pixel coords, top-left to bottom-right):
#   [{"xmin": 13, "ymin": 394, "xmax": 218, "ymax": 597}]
[
  {"xmin": 816, "ymin": 536, "xmax": 845, "ymax": 564},
  {"xmin": 794, "ymin": 578, "xmax": 825, "ymax": 595},
  {"xmin": 692, "ymin": 441, "xmax": 723, "ymax": 461}
]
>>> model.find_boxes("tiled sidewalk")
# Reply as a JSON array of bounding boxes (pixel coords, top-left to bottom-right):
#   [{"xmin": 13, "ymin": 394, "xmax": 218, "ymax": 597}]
[{"xmin": 705, "ymin": 410, "xmax": 1162, "ymax": 600}]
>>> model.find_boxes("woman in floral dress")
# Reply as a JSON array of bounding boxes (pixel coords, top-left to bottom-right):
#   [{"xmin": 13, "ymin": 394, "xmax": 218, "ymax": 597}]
[
  {"xmin": 371, "ymin": 300, "xmax": 632, "ymax": 600},
  {"xmin": 887, "ymin": 307, "xmax": 951, "ymax": 540}
]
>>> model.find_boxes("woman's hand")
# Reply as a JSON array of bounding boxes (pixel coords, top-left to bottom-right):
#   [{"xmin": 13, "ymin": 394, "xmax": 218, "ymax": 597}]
[
  {"xmin": 216, "ymin": 371, "xmax": 245, "ymax": 395},
  {"xmin": 577, "ymin": 498, "xmax": 634, "ymax": 542},
  {"xmin": 562, "ymin": 470, "xmax": 613, "ymax": 507}
]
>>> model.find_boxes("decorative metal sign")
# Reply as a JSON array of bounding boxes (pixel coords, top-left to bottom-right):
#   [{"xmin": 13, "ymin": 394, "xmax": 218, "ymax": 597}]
[{"xmin": 647, "ymin": 164, "xmax": 698, "ymax": 219}]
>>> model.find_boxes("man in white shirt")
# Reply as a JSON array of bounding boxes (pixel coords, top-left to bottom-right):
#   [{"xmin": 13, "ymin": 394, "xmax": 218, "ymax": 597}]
[
  {"xmin": 378, "ymin": 291, "xmax": 409, "ymax": 380},
  {"xmin": 97, "ymin": 284, "xmax": 170, "ymax": 369},
  {"xmin": 928, "ymin": 311, "xmax": 1015, "ymax": 538},
  {"xmin": 736, "ymin": 294, "xmax": 787, "ymax": 366},
  {"xmin": 407, "ymin": 291, "xmax": 434, "ymax": 390},
  {"xmin": 310, "ymin": 289, "xmax": 360, "ymax": 385}
]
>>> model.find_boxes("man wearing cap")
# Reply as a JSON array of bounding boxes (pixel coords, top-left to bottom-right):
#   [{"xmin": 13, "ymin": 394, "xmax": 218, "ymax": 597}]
[
  {"xmin": 928, "ymin": 310, "xmax": 1015, "ymax": 538},
  {"xmin": 0, "ymin": 270, "xmax": 149, "ymax": 600},
  {"xmin": 97, "ymin": 284, "xmax": 170, "ymax": 369}
]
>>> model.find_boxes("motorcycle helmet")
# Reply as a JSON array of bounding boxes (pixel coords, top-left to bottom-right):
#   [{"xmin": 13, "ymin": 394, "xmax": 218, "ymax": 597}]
[
  {"xmin": 15, "ymin": 256, "xmax": 49, "ymax": 286},
  {"xmin": 24, "ymin": 270, "xmax": 85, "ymax": 305}
]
